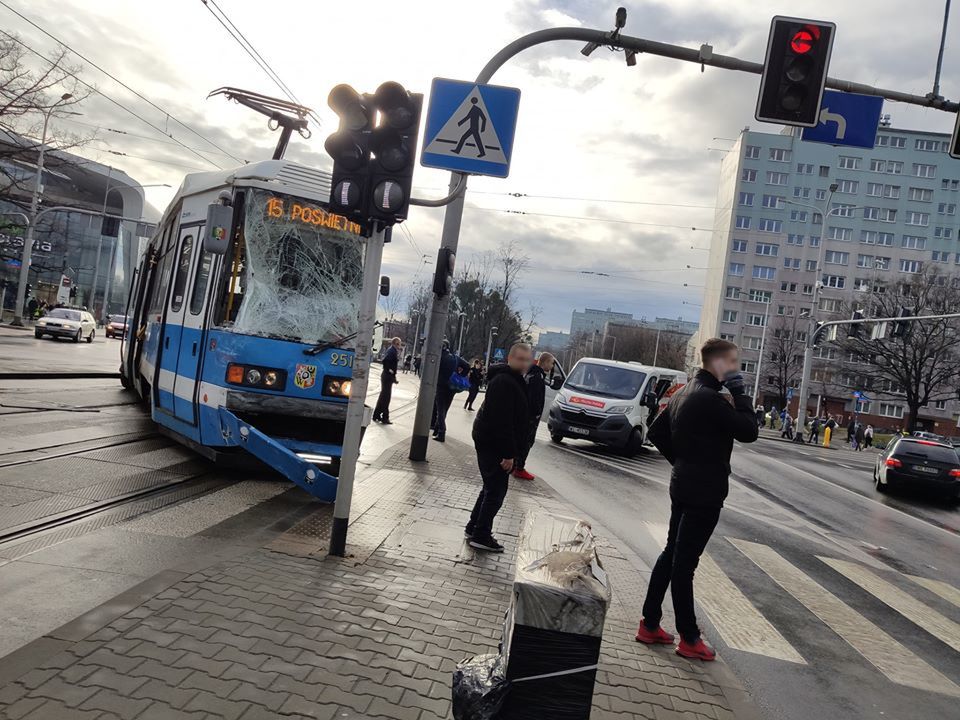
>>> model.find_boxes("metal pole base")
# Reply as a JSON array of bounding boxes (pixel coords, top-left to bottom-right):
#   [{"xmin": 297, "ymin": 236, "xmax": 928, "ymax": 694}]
[
  {"xmin": 9, "ymin": 317, "xmax": 23, "ymax": 327},
  {"xmin": 792, "ymin": 434, "xmax": 806, "ymax": 444},
  {"xmin": 409, "ymin": 433, "xmax": 429, "ymax": 462},
  {"xmin": 328, "ymin": 516, "xmax": 348, "ymax": 557}
]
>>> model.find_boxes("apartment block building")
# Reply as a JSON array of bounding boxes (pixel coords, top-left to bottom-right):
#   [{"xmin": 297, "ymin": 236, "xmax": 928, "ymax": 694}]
[{"xmin": 697, "ymin": 125, "xmax": 960, "ymax": 434}]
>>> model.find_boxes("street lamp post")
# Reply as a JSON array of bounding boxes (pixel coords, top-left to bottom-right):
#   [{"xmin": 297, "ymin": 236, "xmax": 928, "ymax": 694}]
[
  {"xmin": 484, "ymin": 326, "xmax": 498, "ymax": 376},
  {"xmin": 12, "ymin": 93, "xmax": 72, "ymax": 326},
  {"xmin": 608, "ymin": 334, "xmax": 617, "ymax": 360},
  {"xmin": 752, "ymin": 297, "xmax": 773, "ymax": 402},
  {"xmin": 455, "ymin": 312, "xmax": 466, "ymax": 356},
  {"xmin": 652, "ymin": 327, "xmax": 661, "ymax": 366},
  {"xmin": 787, "ymin": 183, "xmax": 846, "ymax": 440}
]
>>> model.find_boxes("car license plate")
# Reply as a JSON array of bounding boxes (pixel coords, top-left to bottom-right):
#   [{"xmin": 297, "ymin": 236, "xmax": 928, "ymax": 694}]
[
  {"xmin": 914, "ymin": 466, "xmax": 939, "ymax": 474},
  {"xmin": 567, "ymin": 426, "xmax": 590, "ymax": 436}
]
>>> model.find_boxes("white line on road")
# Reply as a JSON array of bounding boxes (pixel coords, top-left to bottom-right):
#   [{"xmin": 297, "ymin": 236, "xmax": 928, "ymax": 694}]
[
  {"xmin": 732, "ymin": 538, "xmax": 960, "ymax": 697},
  {"xmin": 907, "ymin": 575, "xmax": 960, "ymax": 610},
  {"xmin": 644, "ymin": 524, "xmax": 805, "ymax": 664},
  {"xmin": 820, "ymin": 557, "xmax": 960, "ymax": 654}
]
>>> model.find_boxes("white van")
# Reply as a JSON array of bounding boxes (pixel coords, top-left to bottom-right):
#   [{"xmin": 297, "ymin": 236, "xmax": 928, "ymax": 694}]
[{"xmin": 547, "ymin": 358, "xmax": 687, "ymax": 456}]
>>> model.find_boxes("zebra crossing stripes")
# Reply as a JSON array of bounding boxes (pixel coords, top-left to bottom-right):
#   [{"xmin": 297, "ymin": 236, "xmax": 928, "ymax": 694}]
[
  {"xmin": 908, "ymin": 574, "xmax": 960, "ymax": 610},
  {"xmin": 732, "ymin": 539, "xmax": 960, "ymax": 697},
  {"xmin": 644, "ymin": 523, "xmax": 805, "ymax": 664},
  {"xmin": 821, "ymin": 557, "xmax": 960, "ymax": 654}
]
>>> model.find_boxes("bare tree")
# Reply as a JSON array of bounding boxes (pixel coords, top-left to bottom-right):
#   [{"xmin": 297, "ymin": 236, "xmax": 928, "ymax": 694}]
[
  {"xmin": 763, "ymin": 316, "xmax": 805, "ymax": 408},
  {"xmin": 0, "ymin": 35, "xmax": 91, "ymax": 204},
  {"xmin": 832, "ymin": 268, "xmax": 960, "ymax": 431}
]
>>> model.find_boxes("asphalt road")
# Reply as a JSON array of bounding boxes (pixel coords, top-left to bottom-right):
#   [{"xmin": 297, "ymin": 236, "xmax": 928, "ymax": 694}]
[{"xmin": 515, "ymin": 420, "xmax": 960, "ymax": 720}]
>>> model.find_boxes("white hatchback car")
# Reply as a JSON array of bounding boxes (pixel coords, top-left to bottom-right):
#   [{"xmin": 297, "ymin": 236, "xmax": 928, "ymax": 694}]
[{"xmin": 35, "ymin": 307, "xmax": 97, "ymax": 343}]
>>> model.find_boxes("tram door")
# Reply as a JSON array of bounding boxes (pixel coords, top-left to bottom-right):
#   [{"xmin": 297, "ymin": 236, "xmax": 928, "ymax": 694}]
[
  {"xmin": 171, "ymin": 239, "xmax": 214, "ymax": 424},
  {"xmin": 155, "ymin": 228, "xmax": 196, "ymax": 415}
]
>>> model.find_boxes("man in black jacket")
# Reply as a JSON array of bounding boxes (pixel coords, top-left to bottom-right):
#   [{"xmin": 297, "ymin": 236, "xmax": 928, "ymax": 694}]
[
  {"xmin": 373, "ymin": 337, "xmax": 401, "ymax": 424},
  {"xmin": 432, "ymin": 341, "xmax": 468, "ymax": 442},
  {"xmin": 635, "ymin": 338, "xmax": 758, "ymax": 661},
  {"xmin": 465, "ymin": 342, "xmax": 532, "ymax": 552},
  {"xmin": 513, "ymin": 351, "xmax": 555, "ymax": 481}
]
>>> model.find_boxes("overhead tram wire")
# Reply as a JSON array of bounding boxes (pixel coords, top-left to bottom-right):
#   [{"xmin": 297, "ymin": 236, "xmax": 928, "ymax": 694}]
[
  {"xmin": 200, "ymin": 0, "xmax": 324, "ymax": 130},
  {"xmin": 0, "ymin": 1, "xmax": 240, "ymax": 166},
  {"xmin": 469, "ymin": 206, "xmax": 714, "ymax": 232},
  {"xmin": 470, "ymin": 190, "xmax": 717, "ymax": 210},
  {"xmin": 61, "ymin": 117, "xmax": 244, "ymax": 160}
]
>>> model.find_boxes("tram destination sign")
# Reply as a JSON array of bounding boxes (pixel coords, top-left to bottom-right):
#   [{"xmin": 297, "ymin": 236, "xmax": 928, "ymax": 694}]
[{"xmin": 265, "ymin": 196, "xmax": 362, "ymax": 235}]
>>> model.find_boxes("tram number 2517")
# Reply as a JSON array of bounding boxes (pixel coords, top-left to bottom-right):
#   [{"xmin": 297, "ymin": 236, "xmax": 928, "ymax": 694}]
[{"xmin": 330, "ymin": 352, "xmax": 354, "ymax": 368}]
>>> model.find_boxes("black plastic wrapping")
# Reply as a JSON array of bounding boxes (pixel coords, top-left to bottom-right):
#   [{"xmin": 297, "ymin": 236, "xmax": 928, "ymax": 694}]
[{"xmin": 452, "ymin": 653, "xmax": 510, "ymax": 720}]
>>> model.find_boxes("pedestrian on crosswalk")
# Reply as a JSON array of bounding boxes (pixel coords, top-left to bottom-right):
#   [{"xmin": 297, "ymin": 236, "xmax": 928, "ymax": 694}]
[{"xmin": 635, "ymin": 338, "xmax": 759, "ymax": 661}]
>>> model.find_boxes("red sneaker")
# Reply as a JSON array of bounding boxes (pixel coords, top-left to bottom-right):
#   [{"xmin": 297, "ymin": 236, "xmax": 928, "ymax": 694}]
[
  {"xmin": 676, "ymin": 637, "xmax": 716, "ymax": 661},
  {"xmin": 635, "ymin": 623, "xmax": 675, "ymax": 645},
  {"xmin": 512, "ymin": 469, "xmax": 535, "ymax": 481}
]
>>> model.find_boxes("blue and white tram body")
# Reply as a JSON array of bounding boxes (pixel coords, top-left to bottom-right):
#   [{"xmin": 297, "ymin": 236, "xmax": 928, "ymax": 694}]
[{"xmin": 121, "ymin": 159, "xmax": 369, "ymax": 501}]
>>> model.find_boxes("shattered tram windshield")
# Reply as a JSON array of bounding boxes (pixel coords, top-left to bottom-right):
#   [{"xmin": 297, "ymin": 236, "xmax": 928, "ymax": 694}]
[{"xmin": 227, "ymin": 189, "xmax": 364, "ymax": 344}]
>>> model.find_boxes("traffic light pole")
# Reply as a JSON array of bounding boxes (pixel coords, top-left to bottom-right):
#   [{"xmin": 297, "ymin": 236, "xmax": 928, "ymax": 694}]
[
  {"xmin": 406, "ymin": 22, "xmax": 960, "ymax": 462},
  {"xmin": 793, "ymin": 310, "xmax": 960, "ymax": 441},
  {"xmin": 329, "ymin": 226, "xmax": 387, "ymax": 557}
]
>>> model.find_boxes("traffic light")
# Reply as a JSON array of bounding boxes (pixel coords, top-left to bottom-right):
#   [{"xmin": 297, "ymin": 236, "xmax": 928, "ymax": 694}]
[
  {"xmin": 432, "ymin": 246, "xmax": 455, "ymax": 297},
  {"xmin": 367, "ymin": 82, "xmax": 423, "ymax": 224},
  {"xmin": 325, "ymin": 84, "xmax": 374, "ymax": 221},
  {"xmin": 950, "ymin": 111, "xmax": 960, "ymax": 160},
  {"xmin": 69, "ymin": 285, "xmax": 77, "ymax": 300},
  {"xmin": 848, "ymin": 310, "xmax": 864, "ymax": 339},
  {"xmin": 25, "ymin": 283, "xmax": 32, "ymax": 299},
  {"xmin": 756, "ymin": 16, "xmax": 836, "ymax": 127},
  {"xmin": 892, "ymin": 306, "xmax": 913, "ymax": 338}
]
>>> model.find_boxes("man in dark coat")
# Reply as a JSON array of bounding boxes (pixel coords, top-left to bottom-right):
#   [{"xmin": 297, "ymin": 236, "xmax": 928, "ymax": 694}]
[
  {"xmin": 464, "ymin": 360, "xmax": 483, "ymax": 411},
  {"xmin": 373, "ymin": 337, "xmax": 401, "ymax": 424},
  {"xmin": 635, "ymin": 338, "xmax": 759, "ymax": 661},
  {"xmin": 465, "ymin": 343, "xmax": 532, "ymax": 552},
  {"xmin": 432, "ymin": 341, "xmax": 468, "ymax": 442},
  {"xmin": 513, "ymin": 352, "xmax": 555, "ymax": 481}
]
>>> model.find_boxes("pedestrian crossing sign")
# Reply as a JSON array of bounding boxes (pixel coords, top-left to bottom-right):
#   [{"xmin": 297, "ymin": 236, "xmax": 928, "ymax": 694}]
[{"xmin": 421, "ymin": 78, "xmax": 521, "ymax": 178}]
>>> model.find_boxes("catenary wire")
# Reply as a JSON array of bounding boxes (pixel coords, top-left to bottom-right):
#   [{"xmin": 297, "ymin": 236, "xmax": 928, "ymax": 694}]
[
  {"xmin": 61, "ymin": 117, "xmax": 244, "ymax": 160},
  {"xmin": 0, "ymin": 1, "xmax": 240, "ymax": 165}
]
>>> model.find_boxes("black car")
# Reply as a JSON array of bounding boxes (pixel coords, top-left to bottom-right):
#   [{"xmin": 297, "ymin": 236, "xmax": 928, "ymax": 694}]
[{"xmin": 873, "ymin": 436, "xmax": 960, "ymax": 500}]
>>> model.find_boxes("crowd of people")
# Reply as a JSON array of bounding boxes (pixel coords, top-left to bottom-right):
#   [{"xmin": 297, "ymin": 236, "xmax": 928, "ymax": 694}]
[{"xmin": 753, "ymin": 403, "xmax": 875, "ymax": 449}]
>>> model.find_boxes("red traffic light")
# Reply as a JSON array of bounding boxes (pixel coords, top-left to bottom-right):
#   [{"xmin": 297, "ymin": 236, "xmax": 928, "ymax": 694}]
[{"xmin": 791, "ymin": 30, "xmax": 814, "ymax": 54}]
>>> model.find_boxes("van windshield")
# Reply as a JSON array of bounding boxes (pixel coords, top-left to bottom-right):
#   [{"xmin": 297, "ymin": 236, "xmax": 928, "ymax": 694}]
[{"xmin": 564, "ymin": 362, "xmax": 647, "ymax": 400}]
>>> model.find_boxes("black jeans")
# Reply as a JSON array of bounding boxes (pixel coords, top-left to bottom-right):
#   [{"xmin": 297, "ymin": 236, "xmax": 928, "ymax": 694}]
[
  {"xmin": 434, "ymin": 390, "xmax": 454, "ymax": 436},
  {"xmin": 514, "ymin": 418, "xmax": 539, "ymax": 470},
  {"xmin": 467, "ymin": 451, "xmax": 510, "ymax": 539},
  {"xmin": 373, "ymin": 375, "xmax": 393, "ymax": 421},
  {"xmin": 641, "ymin": 500, "xmax": 722, "ymax": 643},
  {"xmin": 465, "ymin": 384, "xmax": 480, "ymax": 409}
]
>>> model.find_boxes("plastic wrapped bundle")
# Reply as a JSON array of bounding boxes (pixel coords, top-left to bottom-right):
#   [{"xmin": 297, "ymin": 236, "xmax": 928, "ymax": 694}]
[
  {"xmin": 452, "ymin": 653, "xmax": 510, "ymax": 720},
  {"xmin": 500, "ymin": 512, "xmax": 610, "ymax": 720}
]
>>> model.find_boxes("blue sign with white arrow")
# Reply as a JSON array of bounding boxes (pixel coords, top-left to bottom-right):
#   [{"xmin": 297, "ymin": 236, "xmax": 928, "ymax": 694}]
[
  {"xmin": 420, "ymin": 78, "xmax": 521, "ymax": 178},
  {"xmin": 801, "ymin": 90, "xmax": 884, "ymax": 149}
]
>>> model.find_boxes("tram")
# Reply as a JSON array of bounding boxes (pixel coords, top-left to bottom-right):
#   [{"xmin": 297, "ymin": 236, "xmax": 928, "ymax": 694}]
[{"xmin": 120, "ymin": 158, "xmax": 370, "ymax": 501}]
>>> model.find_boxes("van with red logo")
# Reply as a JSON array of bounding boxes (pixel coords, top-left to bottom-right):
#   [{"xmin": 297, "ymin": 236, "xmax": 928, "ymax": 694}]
[{"xmin": 547, "ymin": 358, "xmax": 687, "ymax": 456}]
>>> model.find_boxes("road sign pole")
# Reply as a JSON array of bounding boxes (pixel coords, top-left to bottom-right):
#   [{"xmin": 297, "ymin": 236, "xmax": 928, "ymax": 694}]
[
  {"xmin": 409, "ymin": 173, "xmax": 467, "ymax": 461},
  {"xmin": 330, "ymin": 226, "xmax": 387, "ymax": 556}
]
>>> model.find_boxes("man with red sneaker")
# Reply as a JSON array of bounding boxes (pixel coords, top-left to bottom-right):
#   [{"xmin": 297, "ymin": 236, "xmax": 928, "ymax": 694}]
[{"xmin": 635, "ymin": 338, "xmax": 759, "ymax": 660}]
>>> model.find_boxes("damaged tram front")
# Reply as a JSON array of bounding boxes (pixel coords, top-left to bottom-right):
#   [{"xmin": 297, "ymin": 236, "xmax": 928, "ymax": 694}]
[{"xmin": 121, "ymin": 160, "xmax": 369, "ymax": 500}]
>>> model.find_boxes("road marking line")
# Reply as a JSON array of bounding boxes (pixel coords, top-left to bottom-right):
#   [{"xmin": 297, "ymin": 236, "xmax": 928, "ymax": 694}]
[
  {"xmin": 731, "ymin": 539, "xmax": 960, "ymax": 696},
  {"xmin": 643, "ymin": 524, "xmax": 805, "ymax": 664},
  {"xmin": 820, "ymin": 557, "xmax": 960, "ymax": 654},
  {"xmin": 907, "ymin": 575, "xmax": 960, "ymax": 610}
]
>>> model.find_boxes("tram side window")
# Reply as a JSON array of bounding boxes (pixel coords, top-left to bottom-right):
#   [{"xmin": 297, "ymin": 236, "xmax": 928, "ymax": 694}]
[
  {"xmin": 190, "ymin": 250, "xmax": 214, "ymax": 315},
  {"xmin": 146, "ymin": 222, "xmax": 176, "ymax": 316},
  {"xmin": 170, "ymin": 235, "xmax": 194, "ymax": 313}
]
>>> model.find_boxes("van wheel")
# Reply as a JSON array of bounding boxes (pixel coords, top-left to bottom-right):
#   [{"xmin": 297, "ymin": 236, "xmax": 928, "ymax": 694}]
[
  {"xmin": 622, "ymin": 428, "xmax": 645, "ymax": 457},
  {"xmin": 550, "ymin": 433, "xmax": 564, "ymax": 444}
]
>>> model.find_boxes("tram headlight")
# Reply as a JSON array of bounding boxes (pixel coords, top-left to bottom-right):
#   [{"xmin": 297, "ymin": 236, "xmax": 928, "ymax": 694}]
[
  {"xmin": 322, "ymin": 376, "xmax": 352, "ymax": 398},
  {"xmin": 226, "ymin": 363, "xmax": 286, "ymax": 391}
]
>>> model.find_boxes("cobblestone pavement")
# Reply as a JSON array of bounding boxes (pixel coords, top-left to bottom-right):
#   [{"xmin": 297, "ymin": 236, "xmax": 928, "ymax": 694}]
[{"xmin": 0, "ymin": 438, "xmax": 753, "ymax": 719}]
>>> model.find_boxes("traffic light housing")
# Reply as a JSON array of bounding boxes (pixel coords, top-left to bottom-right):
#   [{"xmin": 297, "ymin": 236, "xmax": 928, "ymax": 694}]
[
  {"xmin": 892, "ymin": 306, "xmax": 913, "ymax": 338},
  {"xmin": 848, "ymin": 310, "xmax": 864, "ymax": 339},
  {"xmin": 367, "ymin": 82, "xmax": 423, "ymax": 224},
  {"xmin": 25, "ymin": 283, "xmax": 32, "ymax": 299},
  {"xmin": 756, "ymin": 16, "xmax": 836, "ymax": 127},
  {"xmin": 325, "ymin": 84, "xmax": 374, "ymax": 221},
  {"xmin": 433, "ymin": 246, "xmax": 455, "ymax": 297}
]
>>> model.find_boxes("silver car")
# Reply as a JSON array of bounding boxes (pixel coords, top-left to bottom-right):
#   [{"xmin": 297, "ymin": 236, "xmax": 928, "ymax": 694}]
[{"xmin": 35, "ymin": 308, "xmax": 96, "ymax": 343}]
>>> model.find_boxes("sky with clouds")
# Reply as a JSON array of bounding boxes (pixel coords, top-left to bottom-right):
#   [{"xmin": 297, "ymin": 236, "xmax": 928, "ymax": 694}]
[{"xmin": 7, "ymin": 0, "xmax": 957, "ymax": 333}]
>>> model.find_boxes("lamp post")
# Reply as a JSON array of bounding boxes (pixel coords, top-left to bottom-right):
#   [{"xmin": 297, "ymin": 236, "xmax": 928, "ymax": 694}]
[
  {"xmin": 752, "ymin": 297, "xmax": 773, "ymax": 402},
  {"xmin": 455, "ymin": 311, "xmax": 466, "ymax": 356},
  {"xmin": 652, "ymin": 327, "xmax": 661, "ymax": 366},
  {"xmin": 12, "ymin": 93, "xmax": 72, "ymax": 326},
  {"xmin": 484, "ymin": 325, "xmax": 498, "ymax": 376},
  {"xmin": 786, "ymin": 183, "xmax": 857, "ymax": 440}
]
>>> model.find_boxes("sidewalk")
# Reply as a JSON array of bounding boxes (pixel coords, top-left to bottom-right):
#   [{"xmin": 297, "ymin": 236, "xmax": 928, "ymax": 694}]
[
  {"xmin": 756, "ymin": 427, "xmax": 879, "ymax": 454},
  {"xmin": 0, "ymin": 437, "xmax": 750, "ymax": 720}
]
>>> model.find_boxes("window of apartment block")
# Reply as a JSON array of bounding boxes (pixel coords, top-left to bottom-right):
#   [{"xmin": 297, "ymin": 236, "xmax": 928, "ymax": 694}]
[
  {"xmin": 822, "ymin": 274, "xmax": 846, "ymax": 288},
  {"xmin": 769, "ymin": 148, "xmax": 791, "ymax": 162},
  {"xmin": 908, "ymin": 187, "xmax": 933, "ymax": 202},
  {"xmin": 732, "ymin": 239, "xmax": 747, "ymax": 252},
  {"xmin": 741, "ymin": 168, "xmax": 757, "ymax": 182},
  {"xmin": 735, "ymin": 215, "xmax": 751, "ymax": 229},
  {"xmin": 729, "ymin": 262, "xmax": 745, "ymax": 276},
  {"xmin": 796, "ymin": 163, "xmax": 814, "ymax": 175},
  {"xmin": 755, "ymin": 242, "xmax": 779, "ymax": 257},
  {"xmin": 745, "ymin": 145, "xmax": 760, "ymax": 159},
  {"xmin": 767, "ymin": 171, "xmax": 789, "ymax": 185},
  {"xmin": 758, "ymin": 218, "xmax": 782, "ymax": 233},
  {"xmin": 722, "ymin": 310, "xmax": 738, "ymax": 323},
  {"xmin": 899, "ymin": 259, "xmax": 923, "ymax": 273},
  {"xmin": 752, "ymin": 265, "xmax": 776, "ymax": 280},
  {"xmin": 835, "ymin": 179, "xmax": 858, "ymax": 194},
  {"xmin": 824, "ymin": 250, "xmax": 849, "ymax": 265},
  {"xmin": 738, "ymin": 192, "xmax": 754, "ymax": 206},
  {"xmin": 913, "ymin": 163, "xmax": 937, "ymax": 178},
  {"xmin": 905, "ymin": 211, "xmax": 929, "ymax": 226},
  {"xmin": 839, "ymin": 156, "xmax": 861, "ymax": 170},
  {"xmin": 879, "ymin": 403, "xmax": 904, "ymax": 419},
  {"xmin": 938, "ymin": 202, "xmax": 957, "ymax": 215},
  {"xmin": 901, "ymin": 234, "xmax": 926, "ymax": 249}
]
